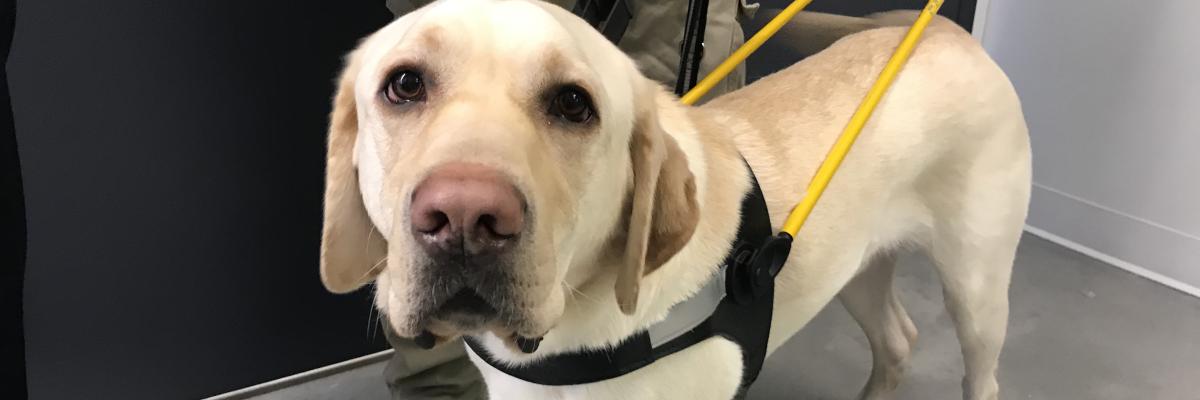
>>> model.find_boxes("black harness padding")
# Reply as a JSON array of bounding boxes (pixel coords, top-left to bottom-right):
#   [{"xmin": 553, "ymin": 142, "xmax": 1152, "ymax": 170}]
[
  {"xmin": 572, "ymin": 0, "xmax": 632, "ymax": 45},
  {"xmin": 464, "ymin": 161, "xmax": 793, "ymax": 394}
]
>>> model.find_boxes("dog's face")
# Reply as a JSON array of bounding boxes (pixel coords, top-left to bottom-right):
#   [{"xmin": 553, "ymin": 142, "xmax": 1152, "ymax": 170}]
[{"xmin": 320, "ymin": 0, "xmax": 698, "ymax": 347}]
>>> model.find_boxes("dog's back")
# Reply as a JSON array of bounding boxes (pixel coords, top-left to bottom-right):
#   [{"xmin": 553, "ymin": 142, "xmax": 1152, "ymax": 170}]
[{"xmin": 701, "ymin": 14, "xmax": 1030, "ymax": 400}]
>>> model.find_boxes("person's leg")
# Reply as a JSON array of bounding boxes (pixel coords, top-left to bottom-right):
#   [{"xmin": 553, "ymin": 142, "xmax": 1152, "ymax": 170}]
[{"xmin": 383, "ymin": 320, "xmax": 486, "ymax": 400}]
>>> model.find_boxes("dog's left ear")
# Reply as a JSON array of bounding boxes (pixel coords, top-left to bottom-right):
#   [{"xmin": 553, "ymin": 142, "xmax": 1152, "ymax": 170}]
[
  {"xmin": 320, "ymin": 45, "xmax": 387, "ymax": 294},
  {"xmin": 616, "ymin": 87, "xmax": 701, "ymax": 315}
]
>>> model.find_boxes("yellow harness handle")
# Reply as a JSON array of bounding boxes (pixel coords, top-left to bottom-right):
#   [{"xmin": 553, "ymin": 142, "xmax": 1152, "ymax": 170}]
[{"xmin": 681, "ymin": 0, "xmax": 945, "ymax": 238}]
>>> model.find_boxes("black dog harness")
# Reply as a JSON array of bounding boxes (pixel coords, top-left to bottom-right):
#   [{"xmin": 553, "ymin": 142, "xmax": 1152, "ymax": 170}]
[{"xmin": 464, "ymin": 163, "xmax": 792, "ymax": 394}]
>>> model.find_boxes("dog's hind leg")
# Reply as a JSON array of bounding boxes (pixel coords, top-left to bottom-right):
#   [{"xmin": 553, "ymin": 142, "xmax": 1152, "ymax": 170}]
[
  {"xmin": 928, "ymin": 216, "xmax": 1021, "ymax": 400},
  {"xmin": 924, "ymin": 130, "xmax": 1031, "ymax": 400},
  {"xmin": 839, "ymin": 251, "xmax": 918, "ymax": 400}
]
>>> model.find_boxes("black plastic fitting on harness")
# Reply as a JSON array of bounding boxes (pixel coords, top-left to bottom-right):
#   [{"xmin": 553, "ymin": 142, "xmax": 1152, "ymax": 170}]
[{"xmin": 728, "ymin": 232, "xmax": 792, "ymax": 306}]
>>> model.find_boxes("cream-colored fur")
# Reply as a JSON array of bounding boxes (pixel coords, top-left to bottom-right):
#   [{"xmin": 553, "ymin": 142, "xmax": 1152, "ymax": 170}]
[{"xmin": 320, "ymin": 1, "xmax": 1031, "ymax": 399}]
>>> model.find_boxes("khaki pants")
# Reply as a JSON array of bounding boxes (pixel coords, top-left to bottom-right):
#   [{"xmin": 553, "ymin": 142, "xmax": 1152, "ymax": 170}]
[
  {"xmin": 383, "ymin": 322, "xmax": 486, "ymax": 400},
  {"xmin": 379, "ymin": 1, "xmax": 753, "ymax": 398}
]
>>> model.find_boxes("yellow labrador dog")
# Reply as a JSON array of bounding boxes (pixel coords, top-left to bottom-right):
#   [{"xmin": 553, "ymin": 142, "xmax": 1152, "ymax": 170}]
[{"xmin": 319, "ymin": 1, "xmax": 1030, "ymax": 399}]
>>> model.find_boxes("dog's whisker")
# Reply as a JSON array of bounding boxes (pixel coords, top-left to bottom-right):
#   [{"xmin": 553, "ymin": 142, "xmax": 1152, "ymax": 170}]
[
  {"xmin": 562, "ymin": 282, "xmax": 601, "ymax": 305},
  {"xmin": 364, "ymin": 226, "xmax": 377, "ymax": 260},
  {"xmin": 367, "ymin": 290, "xmax": 378, "ymax": 339},
  {"xmin": 353, "ymin": 256, "xmax": 388, "ymax": 284}
]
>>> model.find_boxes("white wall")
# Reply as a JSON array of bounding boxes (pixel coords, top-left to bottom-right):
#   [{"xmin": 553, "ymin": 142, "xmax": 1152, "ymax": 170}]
[{"xmin": 978, "ymin": 0, "xmax": 1200, "ymax": 295}]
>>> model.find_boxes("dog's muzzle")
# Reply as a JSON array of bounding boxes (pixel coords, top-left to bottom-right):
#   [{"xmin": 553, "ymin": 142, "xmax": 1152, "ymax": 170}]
[{"xmin": 407, "ymin": 162, "xmax": 529, "ymax": 332}]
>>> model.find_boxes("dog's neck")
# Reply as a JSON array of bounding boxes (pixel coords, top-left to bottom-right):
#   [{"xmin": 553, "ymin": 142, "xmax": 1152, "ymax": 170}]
[{"xmin": 475, "ymin": 90, "xmax": 751, "ymax": 364}]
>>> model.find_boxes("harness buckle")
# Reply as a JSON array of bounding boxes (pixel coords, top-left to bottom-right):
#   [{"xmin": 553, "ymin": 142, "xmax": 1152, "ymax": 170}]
[
  {"xmin": 726, "ymin": 243, "xmax": 757, "ymax": 305},
  {"xmin": 726, "ymin": 233, "xmax": 792, "ymax": 304},
  {"xmin": 752, "ymin": 233, "xmax": 792, "ymax": 290}
]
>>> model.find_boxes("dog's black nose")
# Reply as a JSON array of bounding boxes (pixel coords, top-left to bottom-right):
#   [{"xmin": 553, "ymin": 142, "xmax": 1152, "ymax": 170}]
[{"xmin": 410, "ymin": 162, "xmax": 525, "ymax": 258}]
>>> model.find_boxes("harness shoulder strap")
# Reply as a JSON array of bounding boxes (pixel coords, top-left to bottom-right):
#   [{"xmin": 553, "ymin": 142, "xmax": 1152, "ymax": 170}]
[{"xmin": 464, "ymin": 160, "xmax": 790, "ymax": 391}]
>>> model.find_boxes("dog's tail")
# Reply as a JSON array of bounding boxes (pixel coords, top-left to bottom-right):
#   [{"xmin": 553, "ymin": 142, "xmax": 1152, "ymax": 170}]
[{"xmin": 750, "ymin": 10, "xmax": 926, "ymax": 56}]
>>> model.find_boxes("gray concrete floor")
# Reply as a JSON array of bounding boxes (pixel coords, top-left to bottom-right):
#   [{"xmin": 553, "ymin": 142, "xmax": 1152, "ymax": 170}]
[{"xmin": 255, "ymin": 234, "xmax": 1200, "ymax": 399}]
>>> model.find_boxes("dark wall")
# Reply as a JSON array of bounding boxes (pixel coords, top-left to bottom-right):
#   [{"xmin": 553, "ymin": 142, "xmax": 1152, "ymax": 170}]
[
  {"xmin": 9, "ymin": 1, "xmax": 392, "ymax": 399},
  {"xmin": 3, "ymin": 0, "xmax": 27, "ymax": 397}
]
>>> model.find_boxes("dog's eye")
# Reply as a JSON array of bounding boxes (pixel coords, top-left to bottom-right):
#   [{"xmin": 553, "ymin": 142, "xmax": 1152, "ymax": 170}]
[
  {"xmin": 385, "ymin": 70, "xmax": 425, "ymax": 104},
  {"xmin": 550, "ymin": 87, "xmax": 594, "ymax": 123}
]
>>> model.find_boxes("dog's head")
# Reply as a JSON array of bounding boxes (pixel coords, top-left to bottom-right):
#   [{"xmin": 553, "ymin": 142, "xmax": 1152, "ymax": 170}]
[{"xmin": 320, "ymin": 0, "xmax": 699, "ymax": 346}]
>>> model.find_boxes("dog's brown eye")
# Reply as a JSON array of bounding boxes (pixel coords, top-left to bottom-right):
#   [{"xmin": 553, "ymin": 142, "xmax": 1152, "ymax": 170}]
[
  {"xmin": 385, "ymin": 71, "xmax": 425, "ymax": 104},
  {"xmin": 551, "ymin": 87, "xmax": 594, "ymax": 123}
]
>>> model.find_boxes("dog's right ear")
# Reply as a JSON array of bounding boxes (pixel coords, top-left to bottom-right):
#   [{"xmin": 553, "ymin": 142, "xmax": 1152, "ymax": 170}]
[
  {"xmin": 320, "ymin": 47, "xmax": 387, "ymax": 294},
  {"xmin": 615, "ymin": 84, "xmax": 701, "ymax": 315}
]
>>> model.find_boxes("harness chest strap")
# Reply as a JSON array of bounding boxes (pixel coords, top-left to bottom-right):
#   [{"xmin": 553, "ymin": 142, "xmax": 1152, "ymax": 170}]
[{"xmin": 464, "ymin": 161, "xmax": 791, "ymax": 392}]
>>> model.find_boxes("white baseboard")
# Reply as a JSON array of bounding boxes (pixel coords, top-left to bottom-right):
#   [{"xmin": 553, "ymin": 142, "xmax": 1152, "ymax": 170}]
[
  {"xmin": 1024, "ymin": 183, "xmax": 1200, "ymax": 299},
  {"xmin": 203, "ymin": 349, "xmax": 395, "ymax": 400},
  {"xmin": 1024, "ymin": 225, "xmax": 1200, "ymax": 299}
]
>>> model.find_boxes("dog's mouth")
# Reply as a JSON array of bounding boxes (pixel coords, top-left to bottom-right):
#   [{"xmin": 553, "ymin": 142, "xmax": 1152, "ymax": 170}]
[
  {"xmin": 401, "ymin": 259, "xmax": 550, "ymax": 353},
  {"xmin": 420, "ymin": 289, "xmax": 547, "ymax": 354},
  {"xmin": 428, "ymin": 288, "xmax": 499, "ymax": 332},
  {"xmin": 435, "ymin": 289, "xmax": 497, "ymax": 318}
]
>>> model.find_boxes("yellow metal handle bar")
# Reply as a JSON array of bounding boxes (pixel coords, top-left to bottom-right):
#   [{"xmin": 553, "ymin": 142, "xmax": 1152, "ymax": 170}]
[
  {"xmin": 679, "ymin": 0, "xmax": 816, "ymax": 106},
  {"xmin": 680, "ymin": 0, "xmax": 945, "ymax": 238}
]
